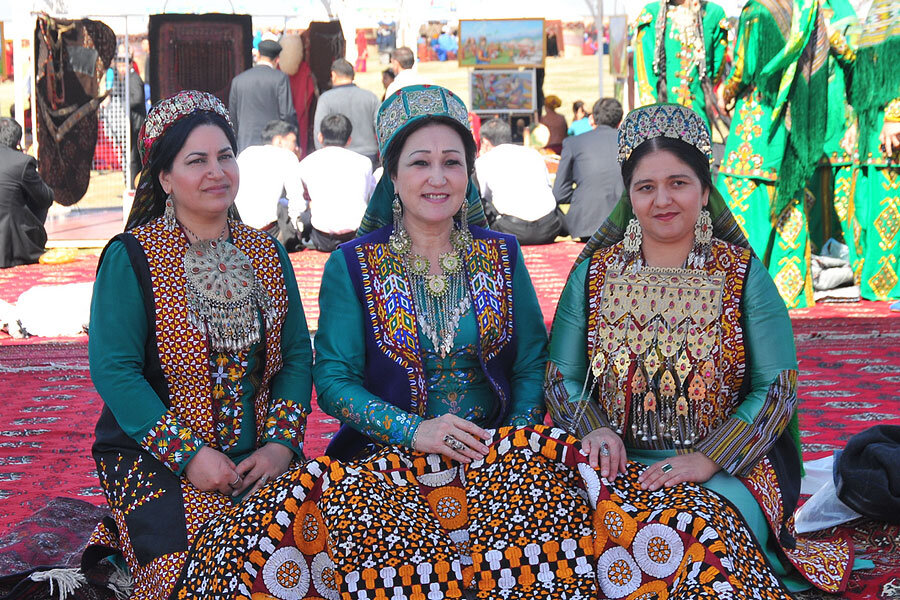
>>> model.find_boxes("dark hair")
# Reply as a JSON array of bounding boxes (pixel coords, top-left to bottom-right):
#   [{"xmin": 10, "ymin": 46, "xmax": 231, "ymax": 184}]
[
  {"xmin": 261, "ymin": 119, "xmax": 298, "ymax": 143},
  {"xmin": 0, "ymin": 117, "xmax": 23, "ymax": 149},
  {"xmin": 572, "ymin": 100, "xmax": 585, "ymax": 115},
  {"xmin": 621, "ymin": 136, "xmax": 712, "ymax": 192},
  {"xmin": 382, "ymin": 68, "xmax": 396, "ymax": 82},
  {"xmin": 383, "ymin": 116, "xmax": 476, "ymax": 178},
  {"xmin": 330, "ymin": 58, "xmax": 354, "ymax": 80},
  {"xmin": 148, "ymin": 111, "xmax": 237, "ymax": 208},
  {"xmin": 391, "ymin": 46, "xmax": 415, "ymax": 69},
  {"xmin": 480, "ymin": 117, "xmax": 512, "ymax": 146},
  {"xmin": 592, "ymin": 97, "xmax": 623, "ymax": 128},
  {"xmin": 320, "ymin": 113, "xmax": 353, "ymax": 147}
]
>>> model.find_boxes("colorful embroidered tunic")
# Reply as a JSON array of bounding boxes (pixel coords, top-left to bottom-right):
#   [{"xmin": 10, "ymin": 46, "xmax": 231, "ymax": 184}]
[
  {"xmin": 86, "ymin": 219, "xmax": 312, "ymax": 599},
  {"xmin": 632, "ymin": 0, "xmax": 729, "ymax": 128},
  {"xmin": 545, "ymin": 240, "xmax": 855, "ymax": 594},
  {"xmin": 314, "ymin": 226, "xmax": 547, "ymax": 459}
]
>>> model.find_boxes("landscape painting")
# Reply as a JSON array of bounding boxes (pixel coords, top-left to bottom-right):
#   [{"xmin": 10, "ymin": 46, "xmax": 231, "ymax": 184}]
[
  {"xmin": 458, "ymin": 19, "xmax": 545, "ymax": 69},
  {"xmin": 469, "ymin": 69, "xmax": 536, "ymax": 113}
]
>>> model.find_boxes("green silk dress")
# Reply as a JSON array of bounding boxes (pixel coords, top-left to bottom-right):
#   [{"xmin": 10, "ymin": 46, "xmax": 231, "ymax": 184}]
[
  {"xmin": 89, "ymin": 238, "xmax": 314, "ymax": 473},
  {"xmin": 548, "ymin": 254, "xmax": 807, "ymax": 590},
  {"xmin": 313, "ymin": 247, "xmax": 548, "ymax": 449},
  {"xmin": 633, "ymin": 0, "xmax": 729, "ymax": 129}
]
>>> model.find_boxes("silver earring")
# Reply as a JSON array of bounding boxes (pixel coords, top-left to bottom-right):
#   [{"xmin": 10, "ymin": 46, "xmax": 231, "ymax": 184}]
[
  {"xmin": 388, "ymin": 193, "xmax": 410, "ymax": 254},
  {"xmin": 687, "ymin": 209, "xmax": 713, "ymax": 268},
  {"xmin": 451, "ymin": 201, "xmax": 472, "ymax": 252},
  {"xmin": 163, "ymin": 194, "xmax": 176, "ymax": 231},
  {"xmin": 623, "ymin": 217, "xmax": 642, "ymax": 254}
]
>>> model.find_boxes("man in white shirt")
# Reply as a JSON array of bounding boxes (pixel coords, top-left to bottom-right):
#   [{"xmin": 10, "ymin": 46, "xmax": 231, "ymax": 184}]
[
  {"xmin": 298, "ymin": 113, "xmax": 376, "ymax": 252},
  {"xmin": 474, "ymin": 118, "xmax": 564, "ymax": 245},
  {"xmin": 234, "ymin": 120, "xmax": 305, "ymax": 250},
  {"xmin": 383, "ymin": 47, "xmax": 425, "ymax": 98}
]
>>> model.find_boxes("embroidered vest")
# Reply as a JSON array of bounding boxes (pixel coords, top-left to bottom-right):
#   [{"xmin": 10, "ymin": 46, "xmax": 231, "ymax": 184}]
[
  {"xmin": 585, "ymin": 239, "xmax": 751, "ymax": 450},
  {"xmin": 328, "ymin": 225, "xmax": 518, "ymax": 459},
  {"xmin": 129, "ymin": 218, "xmax": 289, "ymax": 446}
]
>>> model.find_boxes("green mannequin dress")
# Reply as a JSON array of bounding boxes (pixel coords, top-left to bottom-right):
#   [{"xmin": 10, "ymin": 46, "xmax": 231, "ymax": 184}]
[{"xmin": 633, "ymin": 0, "xmax": 729, "ymax": 129}]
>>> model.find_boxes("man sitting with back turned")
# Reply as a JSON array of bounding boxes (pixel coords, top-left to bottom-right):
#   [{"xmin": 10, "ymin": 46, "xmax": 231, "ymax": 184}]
[
  {"xmin": 474, "ymin": 117, "xmax": 563, "ymax": 245},
  {"xmin": 0, "ymin": 117, "xmax": 54, "ymax": 268},
  {"xmin": 553, "ymin": 97, "xmax": 624, "ymax": 241},
  {"xmin": 234, "ymin": 120, "xmax": 305, "ymax": 250},
  {"xmin": 298, "ymin": 114, "xmax": 375, "ymax": 252},
  {"xmin": 313, "ymin": 59, "xmax": 380, "ymax": 167}
]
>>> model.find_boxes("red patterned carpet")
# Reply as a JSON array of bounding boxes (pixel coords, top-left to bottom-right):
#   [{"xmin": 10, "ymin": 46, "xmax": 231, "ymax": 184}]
[{"xmin": 0, "ymin": 244, "xmax": 898, "ymax": 596}]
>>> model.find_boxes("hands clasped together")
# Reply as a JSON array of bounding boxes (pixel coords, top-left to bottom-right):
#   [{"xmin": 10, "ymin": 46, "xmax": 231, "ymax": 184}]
[
  {"xmin": 582, "ymin": 426, "xmax": 721, "ymax": 490},
  {"xmin": 184, "ymin": 442, "xmax": 294, "ymax": 498}
]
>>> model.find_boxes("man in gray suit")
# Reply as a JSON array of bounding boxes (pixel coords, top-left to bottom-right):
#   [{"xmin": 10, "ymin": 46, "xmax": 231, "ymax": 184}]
[
  {"xmin": 553, "ymin": 98, "xmax": 624, "ymax": 241},
  {"xmin": 313, "ymin": 59, "xmax": 380, "ymax": 166},
  {"xmin": 228, "ymin": 40, "xmax": 297, "ymax": 152}
]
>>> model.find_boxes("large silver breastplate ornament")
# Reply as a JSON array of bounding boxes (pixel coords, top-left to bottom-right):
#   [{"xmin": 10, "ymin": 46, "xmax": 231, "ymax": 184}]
[
  {"xmin": 183, "ymin": 240, "xmax": 275, "ymax": 353},
  {"xmin": 587, "ymin": 267, "xmax": 725, "ymax": 449}
]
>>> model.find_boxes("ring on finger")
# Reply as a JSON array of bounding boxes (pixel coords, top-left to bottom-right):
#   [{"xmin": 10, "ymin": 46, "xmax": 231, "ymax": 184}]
[
  {"xmin": 229, "ymin": 474, "xmax": 242, "ymax": 489},
  {"xmin": 443, "ymin": 434, "xmax": 466, "ymax": 452},
  {"xmin": 661, "ymin": 463, "xmax": 673, "ymax": 473},
  {"xmin": 599, "ymin": 441, "xmax": 610, "ymax": 457}
]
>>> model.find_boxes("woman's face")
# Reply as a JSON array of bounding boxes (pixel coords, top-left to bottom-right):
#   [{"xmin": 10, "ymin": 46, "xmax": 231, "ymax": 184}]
[
  {"xmin": 629, "ymin": 149, "xmax": 709, "ymax": 247},
  {"xmin": 392, "ymin": 123, "xmax": 468, "ymax": 231},
  {"xmin": 158, "ymin": 124, "xmax": 238, "ymax": 222}
]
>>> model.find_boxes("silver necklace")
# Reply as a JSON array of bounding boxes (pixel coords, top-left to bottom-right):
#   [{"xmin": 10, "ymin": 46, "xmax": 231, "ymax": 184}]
[{"xmin": 404, "ymin": 249, "xmax": 471, "ymax": 358}]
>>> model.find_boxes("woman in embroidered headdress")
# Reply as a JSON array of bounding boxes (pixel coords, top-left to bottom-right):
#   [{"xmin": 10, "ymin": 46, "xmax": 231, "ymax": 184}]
[
  {"xmin": 715, "ymin": 0, "xmax": 833, "ymax": 308},
  {"xmin": 632, "ymin": 0, "xmax": 729, "ymax": 130},
  {"xmin": 84, "ymin": 90, "xmax": 313, "ymax": 598},
  {"xmin": 546, "ymin": 103, "xmax": 857, "ymax": 596},
  {"xmin": 172, "ymin": 86, "xmax": 626, "ymax": 599}
]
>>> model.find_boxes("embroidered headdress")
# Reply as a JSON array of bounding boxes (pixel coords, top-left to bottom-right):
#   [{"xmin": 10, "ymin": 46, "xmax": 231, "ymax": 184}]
[
  {"xmin": 359, "ymin": 84, "xmax": 485, "ymax": 236},
  {"xmin": 138, "ymin": 90, "xmax": 232, "ymax": 166},
  {"xmin": 375, "ymin": 84, "xmax": 470, "ymax": 157},
  {"xmin": 617, "ymin": 103, "xmax": 712, "ymax": 165}
]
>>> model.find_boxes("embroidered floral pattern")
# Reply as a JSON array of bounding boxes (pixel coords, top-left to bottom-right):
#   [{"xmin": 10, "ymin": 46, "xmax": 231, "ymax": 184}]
[
  {"xmin": 263, "ymin": 398, "xmax": 308, "ymax": 455},
  {"xmin": 140, "ymin": 410, "xmax": 205, "ymax": 473},
  {"xmin": 210, "ymin": 349, "xmax": 249, "ymax": 451}
]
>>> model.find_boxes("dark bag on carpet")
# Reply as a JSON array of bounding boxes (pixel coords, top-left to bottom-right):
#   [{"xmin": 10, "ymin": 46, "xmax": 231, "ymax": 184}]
[{"xmin": 835, "ymin": 425, "xmax": 900, "ymax": 524}]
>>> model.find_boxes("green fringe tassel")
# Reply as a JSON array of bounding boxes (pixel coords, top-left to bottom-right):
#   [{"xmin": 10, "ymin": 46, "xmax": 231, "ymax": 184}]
[
  {"xmin": 755, "ymin": 17, "xmax": 791, "ymax": 106},
  {"xmin": 851, "ymin": 37, "xmax": 900, "ymax": 159}
]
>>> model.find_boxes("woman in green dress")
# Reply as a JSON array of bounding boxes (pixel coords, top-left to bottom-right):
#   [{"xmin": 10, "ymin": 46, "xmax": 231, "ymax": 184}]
[
  {"xmin": 632, "ymin": 0, "xmax": 729, "ymax": 129},
  {"xmin": 84, "ymin": 90, "xmax": 313, "ymax": 598},
  {"xmin": 547, "ymin": 102, "xmax": 856, "ymax": 596}
]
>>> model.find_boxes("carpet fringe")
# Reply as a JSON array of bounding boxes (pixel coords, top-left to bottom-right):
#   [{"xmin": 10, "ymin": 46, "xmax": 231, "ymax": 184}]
[
  {"xmin": 28, "ymin": 568, "xmax": 85, "ymax": 600},
  {"xmin": 106, "ymin": 564, "xmax": 133, "ymax": 599}
]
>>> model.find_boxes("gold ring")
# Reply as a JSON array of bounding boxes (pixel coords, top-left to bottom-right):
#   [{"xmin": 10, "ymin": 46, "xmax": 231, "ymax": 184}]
[
  {"xmin": 661, "ymin": 463, "xmax": 673, "ymax": 473},
  {"xmin": 443, "ymin": 434, "xmax": 466, "ymax": 452}
]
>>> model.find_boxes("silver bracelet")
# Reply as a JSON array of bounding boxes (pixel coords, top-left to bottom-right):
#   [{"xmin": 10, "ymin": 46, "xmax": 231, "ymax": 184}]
[{"xmin": 410, "ymin": 423, "xmax": 422, "ymax": 451}]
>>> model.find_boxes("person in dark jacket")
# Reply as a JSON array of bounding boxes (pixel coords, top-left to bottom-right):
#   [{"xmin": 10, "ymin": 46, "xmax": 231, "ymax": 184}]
[
  {"xmin": 553, "ymin": 98, "xmax": 624, "ymax": 241},
  {"xmin": 0, "ymin": 118, "xmax": 54, "ymax": 267},
  {"xmin": 228, "ymin": 40, "xmax": 297, "ymax": 152}
]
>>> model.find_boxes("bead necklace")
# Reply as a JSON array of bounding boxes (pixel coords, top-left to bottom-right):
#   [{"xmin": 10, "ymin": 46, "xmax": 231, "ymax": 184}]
[
  {"xmin": 179, "ymin": 219, "xmax": 229, "ymax": 243},
  {"xmin": 404, "ymin": 249, "xmax": 470, "ymax": 358}
]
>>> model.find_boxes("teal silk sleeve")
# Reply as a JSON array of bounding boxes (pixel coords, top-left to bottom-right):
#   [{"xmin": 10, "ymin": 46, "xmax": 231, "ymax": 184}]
[
  {"xmin": 263, "ymin": 241, "xmax": 314, "ymax": 458},
  {"xmin": 88, "ymin": 241, "xmax": 204, "ymax": 475},
  {"xmin": 695, "ymin": 258, "xmax": 800, "ymax": 475},
  {"xmin": 505, "ymin": 247, "xmax": 549, "ymax": 426},
  {"xmin": 313, "ymin": 249, "xmax": 423, "ymax": 448}
]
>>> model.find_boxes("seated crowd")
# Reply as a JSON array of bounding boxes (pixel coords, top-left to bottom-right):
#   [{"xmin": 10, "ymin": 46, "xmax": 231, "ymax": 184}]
[{"xmin": 81, "ymin": 85, "xmax": 860, "ymax": 599}]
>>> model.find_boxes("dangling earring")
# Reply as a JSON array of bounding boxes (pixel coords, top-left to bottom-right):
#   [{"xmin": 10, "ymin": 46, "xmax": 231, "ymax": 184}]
[
  {"xmin": 687, "ymin": 208, "xmax": 713, "ymax": 268},
  {"xmin": 163, "ymin": 194, "xmax": 176, "ymax": 231},
  {"xmin": 388, "ymin": 193, "xmax": 411, "ymax": 254},
  {"xmin": 451, "ymin": 200, "xmax": 472, "ymax": 252},
  {"xmin": 623, "ymin": 217, "xmax": 642, "ymax": 255}
]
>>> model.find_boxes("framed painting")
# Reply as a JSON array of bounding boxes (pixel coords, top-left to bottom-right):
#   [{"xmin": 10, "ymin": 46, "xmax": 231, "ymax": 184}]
[
  {"xmin": 469, "ymin": 69, "xmax": 536, "ymax": 113},
  {"xmin": 609, "ymin": 15, "xmax": 629, "ymax": 78},
  {"xmin": 458, "ymin": 18, "xmax": 545, "ymax": 69}
]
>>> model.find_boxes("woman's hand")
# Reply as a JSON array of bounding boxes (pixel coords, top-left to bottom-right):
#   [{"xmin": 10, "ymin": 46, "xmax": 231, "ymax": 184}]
[
  {"xmin": 581, "ymin": 427, "xmax": 627, "ymax": 480},
  {"xmin": 233, "ymin": 442, "xmax": 295, "ymax": 497},
  {"xmin": 184, "ymin": 446, "xmax": 241, "ymax": 495},
  {"xmin": 412, "ymin": 414, "xmax": 491, "ymax": 463},
  {"xmin": 638, "ymin": 452, "xmax": 721, "ymax": 491}
]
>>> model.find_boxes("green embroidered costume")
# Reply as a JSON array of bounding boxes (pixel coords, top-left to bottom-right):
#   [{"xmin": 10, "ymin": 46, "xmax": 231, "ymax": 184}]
[{"xmin": 633, "ymin": 0, "xmax": 729, "ymax": 128}]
